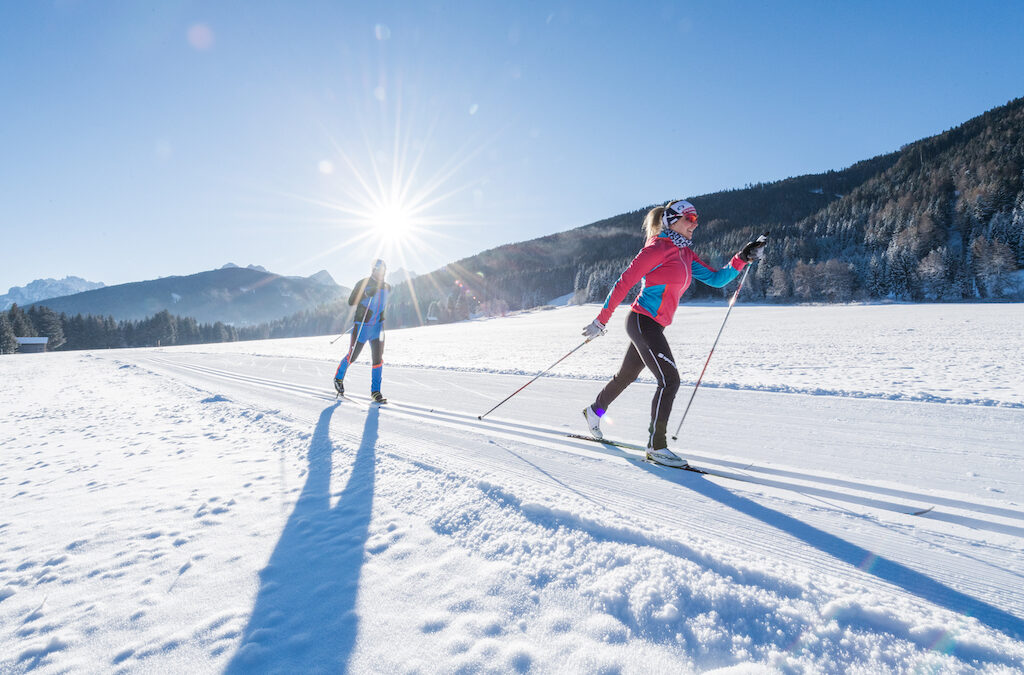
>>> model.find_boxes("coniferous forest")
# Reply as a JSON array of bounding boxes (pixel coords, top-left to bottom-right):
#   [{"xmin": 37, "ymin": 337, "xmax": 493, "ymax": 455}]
[
  {"xmin": 1, "ymin": 301, "xmax": 363, "ymax": 354},
  {"xmin": 0, "ymin": 304, "xmax": 242, "ymax": 354},
  {"xmin": 3, "ymin": 98, "xmax": 1022, "ymax": 353}
]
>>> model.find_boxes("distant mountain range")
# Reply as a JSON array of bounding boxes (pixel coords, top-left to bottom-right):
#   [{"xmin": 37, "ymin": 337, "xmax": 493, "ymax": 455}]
[
  {"xmin": 2, "ymin": 276, "xmax": 105, "ymax": 310},
  {"xmin": 28, "ymin": 267, "xmax": 350, "ymax": 325},
  {"xmin": 386, "ymin": 267, "xmax": 417, "ymax": 286}
]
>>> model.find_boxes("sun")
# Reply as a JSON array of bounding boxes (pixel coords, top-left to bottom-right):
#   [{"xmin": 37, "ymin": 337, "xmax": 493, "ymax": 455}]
[
  {"xmin": 369, "ymin": 203, "xmax": 416, "ymax": 242},
  {"xmin": 282, "ymin": 84, "xmax": 493, "ymax": 326}
]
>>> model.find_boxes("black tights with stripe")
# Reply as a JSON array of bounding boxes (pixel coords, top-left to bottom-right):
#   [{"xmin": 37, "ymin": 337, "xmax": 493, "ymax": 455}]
[{"xmin": 593, "ymin": 311, "xmax": 680, "ymax": 450}]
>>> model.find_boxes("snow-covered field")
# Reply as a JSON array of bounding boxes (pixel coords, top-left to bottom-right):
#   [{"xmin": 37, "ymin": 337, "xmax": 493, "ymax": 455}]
[
  {"xmin": 2, "ymin": 303, "xmax": 1023, "ymax": 673},
  {"xmin": 182, "ymin": 303, "xmax": 1024, "ymax": 408}
]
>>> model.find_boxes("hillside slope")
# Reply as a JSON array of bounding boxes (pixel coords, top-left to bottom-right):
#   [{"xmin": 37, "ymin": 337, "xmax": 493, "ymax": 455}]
[
  {"xmin": 29, "ymin": 267, "xmax": 349, "ymax": 325},
  {"xmin": 386, "ymin": 98, "xmax": 1023, "ymax": 326}
]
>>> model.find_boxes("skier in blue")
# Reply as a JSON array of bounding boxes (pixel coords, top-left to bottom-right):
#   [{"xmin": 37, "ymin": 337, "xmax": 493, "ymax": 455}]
[{"xmin": 334, "ymin": 259, "xmax": 390, "ymax": 403}]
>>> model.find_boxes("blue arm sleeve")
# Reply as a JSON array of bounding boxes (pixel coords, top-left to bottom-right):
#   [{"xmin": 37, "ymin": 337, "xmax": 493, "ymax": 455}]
[{"xmin": 691, "ymin": 258, "xmax": 741, "ymax": 288}]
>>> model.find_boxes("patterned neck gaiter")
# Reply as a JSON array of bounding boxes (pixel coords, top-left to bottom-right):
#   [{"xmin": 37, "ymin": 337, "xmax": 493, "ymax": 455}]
[{"xmin": 662, "ymin": 228, "xmax": 693, "ymax": 251}]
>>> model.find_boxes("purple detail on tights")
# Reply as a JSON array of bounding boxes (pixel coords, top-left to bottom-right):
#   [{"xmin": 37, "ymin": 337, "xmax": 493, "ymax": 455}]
[{"xmin": 595, "ymin": 407, "xmax": 606, "ymax": 417}]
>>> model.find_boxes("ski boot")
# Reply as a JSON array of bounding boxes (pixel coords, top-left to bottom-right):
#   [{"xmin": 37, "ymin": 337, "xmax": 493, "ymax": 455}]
[
  {"xmin": 645, "ymin": 446, "xmax": 689, "ymax": 469},
  {"xmin": 582, "ymin": 405, "xmax": 603, "ymax": 439},
  {"xmin": 370, "ymin": 391, "xmax": 388, "ymax": 404},
  {"xmin": 333, "ymin": 378, "xmax": 345, "ymax": 396}
]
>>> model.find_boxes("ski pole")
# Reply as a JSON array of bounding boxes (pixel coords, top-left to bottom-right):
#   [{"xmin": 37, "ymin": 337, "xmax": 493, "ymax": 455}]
[
  {"xmin": 331, "ymin": 310, "xmax": 364, "ymax": 345},
  {"xmin": 333, "ymin": 305, "xmax": 369, "ymax": 378},
  {"xmin": 478, "ymin": 338, "xmax": 593, "ymax": 419},
  {"xmin": 331, "ymin": 278, "xmax": 373, "ymax": 344},
  {"xmin": 672, "ymin": 232, "xmax": 768, "ymax": 440}
]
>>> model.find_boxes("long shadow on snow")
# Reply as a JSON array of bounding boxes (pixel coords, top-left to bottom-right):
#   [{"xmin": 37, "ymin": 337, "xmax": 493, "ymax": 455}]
[
  {"xmin": 225, "ymin": 402, "xmax": 378, "ymax": 673},
  {"xmin": 653, "ymin": 465, "xmax": 1024, "ymax": 647}
]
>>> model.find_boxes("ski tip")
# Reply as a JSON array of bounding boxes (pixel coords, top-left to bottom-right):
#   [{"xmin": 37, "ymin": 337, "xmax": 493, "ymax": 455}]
[{"xmin": 910, "ymin": 505, "xmax": 935, "ymax": 516}]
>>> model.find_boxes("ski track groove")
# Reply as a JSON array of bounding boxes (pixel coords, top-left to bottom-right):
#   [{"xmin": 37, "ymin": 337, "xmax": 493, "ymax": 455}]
[
  {"xmin": 143, "ymin": 355, "xmax": 1024, "ymax": 529},
  {"xmin": 253, "ymin": 386, "xmax": 894, "ymax": 601},
  {"xmin": 138, "ymin": 353, "xmax": 1024, "ymax": 619},
  {"xmin": 328, "ymin": 406, "xmax": 1023, "ymax": 621},
  {"xmin": 141, "ymin": 358, "xmax": 876, "ymax": 576}
]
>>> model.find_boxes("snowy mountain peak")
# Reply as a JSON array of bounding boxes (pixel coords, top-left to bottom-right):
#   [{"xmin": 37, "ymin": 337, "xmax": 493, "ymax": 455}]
[
  {"xmin": 308, "ymin": 270, "xmax": 337, "ymax": 286},
  {"xmin": 387, "ymin": 267, "xmax": 418, "ymax": 285},
  {"xmin": 1, "ymin": 275, "xmax": 105, "ymax": 310}
]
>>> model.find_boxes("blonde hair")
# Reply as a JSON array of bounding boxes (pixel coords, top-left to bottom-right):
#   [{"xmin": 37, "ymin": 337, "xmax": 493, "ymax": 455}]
[{"xmin": 643, "ymin": 204, "xmax": 669, "ymax": 241}]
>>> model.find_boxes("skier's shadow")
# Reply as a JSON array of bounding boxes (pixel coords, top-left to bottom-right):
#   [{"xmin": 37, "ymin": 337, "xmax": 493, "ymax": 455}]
[
  {"xmin": 660, "ymin": 467, "xmax": 1024, "ymax": 644},
  {"xmin": 225, "ymin": 402, "xmax": 378, "ymax": 673}
]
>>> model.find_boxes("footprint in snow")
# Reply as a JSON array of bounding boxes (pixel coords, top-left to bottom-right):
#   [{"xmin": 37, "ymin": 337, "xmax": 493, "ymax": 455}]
[{"xmin": 17, "ymin": 636, "xmax": 69, "ymax": 667}]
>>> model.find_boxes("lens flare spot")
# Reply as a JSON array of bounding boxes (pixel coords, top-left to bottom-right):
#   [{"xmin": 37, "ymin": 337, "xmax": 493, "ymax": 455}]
[{"xmin": 187, "ymin": 24, "xmax": 214, "ymax": 51}]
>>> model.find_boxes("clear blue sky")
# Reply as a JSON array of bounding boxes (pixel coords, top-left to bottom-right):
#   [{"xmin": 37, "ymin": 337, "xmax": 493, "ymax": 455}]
[{"xmin": 2, "ymin": 1, "xmax": 1023, "ymax": 291}]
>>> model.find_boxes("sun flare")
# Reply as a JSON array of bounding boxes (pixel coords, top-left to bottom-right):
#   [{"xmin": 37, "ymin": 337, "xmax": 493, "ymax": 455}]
[
  {"xmin": 369, "ymin": 203, "xmax": 416, "ymax": 242},
  {"xmin": 282, "ymin": 85, "xmax": 494, "ymax": 327}
]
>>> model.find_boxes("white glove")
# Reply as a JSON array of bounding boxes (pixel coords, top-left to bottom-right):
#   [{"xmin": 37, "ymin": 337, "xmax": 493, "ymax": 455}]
[{"xmin": 582, "ymin": 319, "xmax": 606, "ymax": 339}]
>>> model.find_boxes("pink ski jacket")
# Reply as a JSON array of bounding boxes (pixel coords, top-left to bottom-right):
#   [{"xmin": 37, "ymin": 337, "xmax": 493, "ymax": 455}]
[{"xmin": 597, "ymin": 232, "xmax": 747, "ymax": 327}]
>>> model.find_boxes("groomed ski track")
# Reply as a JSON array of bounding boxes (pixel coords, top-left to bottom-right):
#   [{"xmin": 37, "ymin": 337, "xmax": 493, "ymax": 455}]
[
  {"xmin": 137, "ymin": 350, "xmax": 1024, "ymax": 646},
  {"xmin": 149, "ymin": 355, "xmax": 951, "ymax": 519}
]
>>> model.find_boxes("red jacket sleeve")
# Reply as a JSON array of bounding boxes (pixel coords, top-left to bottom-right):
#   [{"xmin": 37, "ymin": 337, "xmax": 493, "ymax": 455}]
[{"xmin": 596, "ymin": 240, "xmax": 667, "ymax": 325}]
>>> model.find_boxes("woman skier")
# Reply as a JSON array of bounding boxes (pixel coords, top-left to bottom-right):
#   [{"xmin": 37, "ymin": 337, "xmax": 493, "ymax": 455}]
[
  {"xmin": 334, "ymin": 258, "xmax": 391, "ymax": 403},
  {"xmin": 581, "ymin": 199, "xmax": 765, "ymax": 467}
]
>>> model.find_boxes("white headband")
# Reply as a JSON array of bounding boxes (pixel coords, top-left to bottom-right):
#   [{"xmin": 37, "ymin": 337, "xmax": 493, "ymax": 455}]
[{"xmin": 662, "ymin": 200, "xmax": 697, "ymax": 229}]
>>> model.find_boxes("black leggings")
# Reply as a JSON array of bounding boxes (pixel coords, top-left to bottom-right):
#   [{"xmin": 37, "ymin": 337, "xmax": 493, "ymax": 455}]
[{"xmin": 593, "ymin": 311, "xmax": 681, "ymax": 450}]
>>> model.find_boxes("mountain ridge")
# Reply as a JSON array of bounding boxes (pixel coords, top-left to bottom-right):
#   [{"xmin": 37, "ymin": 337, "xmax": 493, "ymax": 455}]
[
  {"xmin": 27, "ymin": 267, "xmax": 351, "ymax": 326},
  {"xmin": 2, "ymin": 276, "xmax": 106, "ymax": 311}
]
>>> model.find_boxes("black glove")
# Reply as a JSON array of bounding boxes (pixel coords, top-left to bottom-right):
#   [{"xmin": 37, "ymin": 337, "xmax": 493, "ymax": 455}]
[{"xmin": 739, "ymin": 238, "xmax": 766, "ymax": 263}]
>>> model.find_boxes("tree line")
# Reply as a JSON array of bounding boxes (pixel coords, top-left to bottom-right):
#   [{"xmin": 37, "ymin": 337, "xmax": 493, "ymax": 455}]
[
  {"xmin": 1, "ymin": 301, "xmax": 364, "ymax": 354},
  {"xmin": 1, "ymin": 304, "xmax": 240, "ymax": 354}
]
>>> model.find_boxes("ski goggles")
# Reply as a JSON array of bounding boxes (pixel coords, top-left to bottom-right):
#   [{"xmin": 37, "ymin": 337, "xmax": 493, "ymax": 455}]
[{"xmin": 663, "ymin": 200, "xmax": 698, "ymax": 227}]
